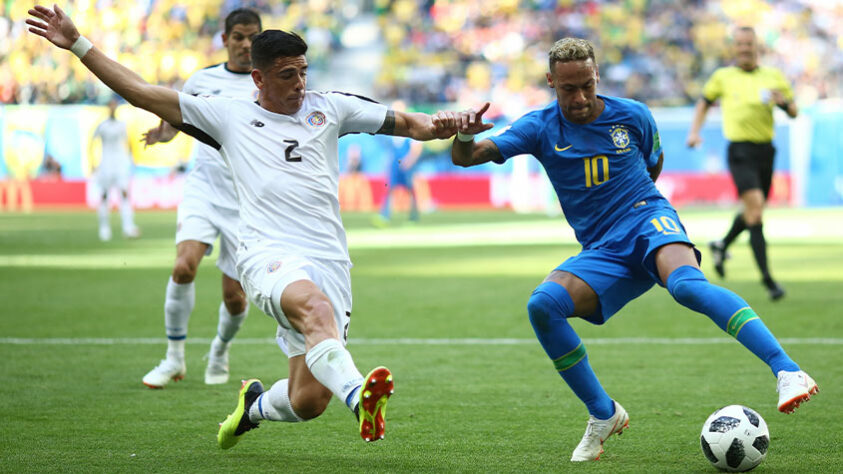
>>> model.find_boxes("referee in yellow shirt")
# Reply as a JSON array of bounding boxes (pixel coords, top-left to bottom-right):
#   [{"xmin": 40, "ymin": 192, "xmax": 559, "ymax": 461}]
[{"xmin": 687, "ymin": 26, "xmax": 797, "ymax": 301}]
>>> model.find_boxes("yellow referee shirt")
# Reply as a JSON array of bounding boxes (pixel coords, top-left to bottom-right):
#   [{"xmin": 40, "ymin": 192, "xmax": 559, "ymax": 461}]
[{"xmin": 702, "ymin": 66, "xmax": 794, "ymax": 143}]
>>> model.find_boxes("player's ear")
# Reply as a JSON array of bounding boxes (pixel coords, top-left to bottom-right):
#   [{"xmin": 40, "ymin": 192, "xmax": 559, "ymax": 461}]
[
  {"xmin": 546, "ymin": 72, "xmax": 554, "ymax": 89},
  {"xmin": 251, "ymin": 69, "xmax": 263, "ymax": 89},
  {"xmin": 222, "ymin": 32, "xmax": 229, "ymax": 47}
]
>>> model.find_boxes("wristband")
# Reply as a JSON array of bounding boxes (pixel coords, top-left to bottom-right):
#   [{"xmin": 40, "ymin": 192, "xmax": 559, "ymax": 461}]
[
  {"xmin": 70, "ymin": 36, "xmax": 93, "ymax": 58},
  {"xmin": 456, "ymin": 131, "xmax": 475, "ymax": 142}
]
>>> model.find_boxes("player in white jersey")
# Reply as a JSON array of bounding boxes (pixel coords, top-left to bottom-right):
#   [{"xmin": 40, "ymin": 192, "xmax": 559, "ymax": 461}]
[
  {"xmin": 91, "ymin": 98, "xmax": 139, "ymax": 241},
  {"xmin": 28, "ymin": 5, "xmax": 479, "ymax": 444},
  {"xmin": 139, "ymin": 9, "xmax": 261, "ymax": 388},
  {"xmin": 26, "ymin": 6, "xmax": 482, "ymax": 449}
]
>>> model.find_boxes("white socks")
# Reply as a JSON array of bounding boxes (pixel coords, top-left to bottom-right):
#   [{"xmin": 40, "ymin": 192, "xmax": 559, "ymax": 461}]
[
  {"xmin": 164, "ymin": 276, "xmax": 194, "ymax": 361},
  {"xmin": 249, "ymin": 379, "xmax": 303, "ymax": 423},
  {"xmin": 213, "ymin": 302, "xmax": 248, "ymax": 355},
  {"xmin": 97, "ymin": 200, "xmax": 110, "ymax": 236},
  {"xmin": 304, "ymin": 338, "xmax": 364, "ymax": 411},
  {"xmin": 119, "ymin": 196, "xmax": 136, "ymax": 234}
]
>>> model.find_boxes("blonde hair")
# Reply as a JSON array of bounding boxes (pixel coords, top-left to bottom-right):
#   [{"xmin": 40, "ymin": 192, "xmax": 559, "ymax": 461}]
[{"xmin": 548, "ymin": 38, "xmax": 596, "ymax": 69}]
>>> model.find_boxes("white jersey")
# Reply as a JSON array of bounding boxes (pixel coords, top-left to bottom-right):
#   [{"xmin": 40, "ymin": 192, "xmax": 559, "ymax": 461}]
[
  {"xmin": 181, "ymin": 63, "xmax": 258, "ymax": 209},
  {"xmin": 178, "ymin": 91, "xmax": 388, "ymax": 262},
  {"xmin": 93, "ymin": 118, "xmax": 131, "ymax": 174}
]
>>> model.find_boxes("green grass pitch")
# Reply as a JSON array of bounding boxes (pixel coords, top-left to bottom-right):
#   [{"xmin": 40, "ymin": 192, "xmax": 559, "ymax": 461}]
[{"xmin": 1, "ymin": 208, "xmax": 841, "ymax": 472}]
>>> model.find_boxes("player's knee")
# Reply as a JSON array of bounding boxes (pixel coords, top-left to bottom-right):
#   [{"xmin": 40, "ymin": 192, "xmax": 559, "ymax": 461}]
[
  {"xmin": 222, "ymin": 288, "xmax": 247, "ymax": 314},
  {"xmin": 666, "ymin": 265, "xmax": 708, "ymax": 305},
  {"xmin": 527, "ymin": 290, "xmax": 553, "ymax": 325},
  {"xmin": 171, "ymin": 258, "xmax": 198, "ymax": 283}
]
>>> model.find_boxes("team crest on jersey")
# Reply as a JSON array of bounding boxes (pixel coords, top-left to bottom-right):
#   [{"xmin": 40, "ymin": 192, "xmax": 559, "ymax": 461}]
[
  {"xmin": 266, "ymin": 261, "xmax": 282, "ymax": 273},
  {"xmin": 610, "ymin": 125, "xmax": 630, "ymax": 149},
  {"xmin": 306, "ymin": 111, "xmax": 326, "ymax": 127}
]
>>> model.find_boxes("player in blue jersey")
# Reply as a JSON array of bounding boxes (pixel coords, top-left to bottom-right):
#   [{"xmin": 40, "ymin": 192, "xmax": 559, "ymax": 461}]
[{"xmin": 449, "ymin": 38, "xmax": 818, "ymax": 462}]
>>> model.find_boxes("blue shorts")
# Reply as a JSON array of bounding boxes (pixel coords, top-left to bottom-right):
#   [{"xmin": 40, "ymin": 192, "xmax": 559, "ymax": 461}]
[
  {"xmin": 389, "ymin": 166, "xmax": 413, "ymax": 188},
  {"xmin": 556, "ymin": 202, "xmax": 701, "ymax": 324}
]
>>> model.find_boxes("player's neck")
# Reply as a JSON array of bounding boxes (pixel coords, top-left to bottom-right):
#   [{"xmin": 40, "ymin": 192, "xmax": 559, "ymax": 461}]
[
  {"xmin": 737, "ymin": 62, "xmax": 758, "ymax": 72},
  {"xmin": 224, "ymin": 61, "xmax": 251, "ymax": 74}
]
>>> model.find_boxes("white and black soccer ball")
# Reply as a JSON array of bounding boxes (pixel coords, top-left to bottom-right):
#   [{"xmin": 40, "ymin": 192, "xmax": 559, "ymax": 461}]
[{"xmin": 700, "ymin": 405, "xmax": 769, "ymax": 472}]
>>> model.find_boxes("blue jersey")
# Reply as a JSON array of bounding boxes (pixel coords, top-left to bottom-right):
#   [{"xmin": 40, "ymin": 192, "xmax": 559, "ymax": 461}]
[{"xmin": 490, "ymin": 95, "xmax": 666, "ymax": 248}]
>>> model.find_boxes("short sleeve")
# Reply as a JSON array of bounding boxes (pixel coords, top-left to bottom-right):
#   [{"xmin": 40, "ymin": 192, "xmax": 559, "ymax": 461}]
[
  {"xmin": 637, "ymin": 103, "xmax": 662, "ymax": 169},
  {"xmin": 182, "ymin": 73, "xmax": 198, "ymax": 95},
  {"xmin": 702, "ymin": 69, "xmax": 723, "ymax": 103},
  {"xmin": 772, "ymin": 68, "xmax": 795, "ymax": 101},
  {"xmin": 487, "ymin": 113, "xmax": 539, "ymax": 163},
  {"xmin": 328, "ymin": 92, "xmax": 389, "ymax": 136},
  {"xmin": 178, "ymin": 92, "xmax": 228, "ymax": 149},
  {"xmin": 93, "ymin": 122, "xmax": 104, "ymax": 139}
]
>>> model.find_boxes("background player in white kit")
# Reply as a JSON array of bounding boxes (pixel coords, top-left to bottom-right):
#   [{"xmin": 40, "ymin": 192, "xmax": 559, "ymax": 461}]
[
  {"xmin": 139, "ymin": 9, "xmax": 261, "ymax": 388},
  {"xmin": 91, "ymin": 98, "xmax": 139, "ymax": 241},
  {"xmin": 27, "ymin": 5, "xmax": 474, "ymax": 444}
]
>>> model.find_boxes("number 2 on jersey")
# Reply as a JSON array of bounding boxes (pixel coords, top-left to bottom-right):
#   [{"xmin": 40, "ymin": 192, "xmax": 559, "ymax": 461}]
[
  {"xmin": 284, "ymin": 139, "xmax": 302, "ymax": 162},
  {"xmin": 583, "ymin": 155, "xmax": 609, "ymax": 187}
]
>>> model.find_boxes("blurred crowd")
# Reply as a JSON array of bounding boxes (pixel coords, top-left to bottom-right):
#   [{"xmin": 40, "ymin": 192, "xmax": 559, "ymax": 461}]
[{"xmin": 2, "ymin": 0, "xmax": 841, "ymax": 109}]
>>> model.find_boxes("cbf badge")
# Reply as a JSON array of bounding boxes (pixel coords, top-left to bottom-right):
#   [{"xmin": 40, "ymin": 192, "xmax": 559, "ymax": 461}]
[
  {"xmin": 306, "ymin": 111, "xmax": 326, "ymax": 127},
  {"xmin": 610, "ymin": 125, "xmax": 630, "ymax": 149}
]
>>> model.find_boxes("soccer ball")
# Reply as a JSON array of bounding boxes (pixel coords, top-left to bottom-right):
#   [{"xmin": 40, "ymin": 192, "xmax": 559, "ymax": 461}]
[{"xmin": 700, "ymin": 405, "xmax": 769, "ymax": 472}]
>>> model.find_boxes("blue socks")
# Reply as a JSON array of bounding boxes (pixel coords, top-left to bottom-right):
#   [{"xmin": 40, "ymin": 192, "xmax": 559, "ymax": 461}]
[
  {"xmin": 527, "ymin": 281, "xmax": 615, "ymax": 420},
  {"xmin": 666, "ymin": 265, "xmax": 799, "ymax": 375}
]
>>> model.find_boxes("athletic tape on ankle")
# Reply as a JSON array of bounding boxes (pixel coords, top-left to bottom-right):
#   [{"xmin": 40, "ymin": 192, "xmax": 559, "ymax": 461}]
[{"xmin": 71, "ymin": 36, "xmax": 93, "ymax": 58}]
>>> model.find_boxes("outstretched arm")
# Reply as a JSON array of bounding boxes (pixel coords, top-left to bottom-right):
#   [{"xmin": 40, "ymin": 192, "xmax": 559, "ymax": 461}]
[
  {"xmin": 376, "ymin": 102, "xmax": 493, "ymax": 142},
  {"xmin": 27, "ymin": 5, "xmax": 182, "ymax": 125}
]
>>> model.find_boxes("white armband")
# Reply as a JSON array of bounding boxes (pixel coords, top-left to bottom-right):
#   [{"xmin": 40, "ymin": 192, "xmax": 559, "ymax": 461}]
[
  {"xmin": 456, "ymin": 131, "xmax": 475, "ymax": 142},
  {"xmin": 70, "ymin": 36, "xmax": 93, "ymax": 59}
]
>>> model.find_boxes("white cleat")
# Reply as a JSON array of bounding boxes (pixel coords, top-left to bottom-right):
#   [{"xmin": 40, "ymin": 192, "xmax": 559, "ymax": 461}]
[
  {"xmin": 777, "ymin": 370, "xmax": 818, "ymax": 413},
  {"xmin": 123, "ymin": 226, "xmax": 141, "ymax": 239},
  {"xmin": 98, "ymin": 226, "xmax": 112, "ymax": 242},
  {"xmin": 205, "ymin": 351, "xmax": 230, "ymax": 385},
  {"xmin": 571, "ymin": 401, "xmax": 629, "ymax": 462},
  {"xmin": 142, "ymin": 359, "xmax": 186, "ymax": 389}
]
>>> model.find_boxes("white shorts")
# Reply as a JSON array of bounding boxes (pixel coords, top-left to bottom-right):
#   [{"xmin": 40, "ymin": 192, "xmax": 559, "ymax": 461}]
[
  {"xmin": 175, "ymin": 191, "xmax": 240, "ymax": 280},
  {"xmin": 237, "ymin": 245, "xmax": 352, "ymax": 358},
  {"xmin": 95, "ymin": 167, "xmax": 130, "ymax": 193}
]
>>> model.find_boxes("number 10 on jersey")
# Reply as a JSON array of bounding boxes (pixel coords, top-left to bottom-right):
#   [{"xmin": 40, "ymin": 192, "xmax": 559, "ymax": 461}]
[{"xmin": 584, "ymin": 155, "xmax": 609, "ymax": 187}]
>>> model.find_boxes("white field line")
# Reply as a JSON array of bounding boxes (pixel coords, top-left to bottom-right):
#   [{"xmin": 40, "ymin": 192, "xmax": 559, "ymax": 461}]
[{"xmin": 0, "ymin": 337, "xmax": 840, "ymax": 345}]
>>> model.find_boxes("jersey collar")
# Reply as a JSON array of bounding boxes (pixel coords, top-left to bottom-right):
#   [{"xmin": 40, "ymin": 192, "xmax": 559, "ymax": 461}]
[{"xmin": 224, "ymin": 62, "xmax": 252, "ymax": 75}]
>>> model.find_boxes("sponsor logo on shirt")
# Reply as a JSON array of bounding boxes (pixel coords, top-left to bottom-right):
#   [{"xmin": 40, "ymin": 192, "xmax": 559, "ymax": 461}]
[
  {"xmin": 306, "ymin": 111, "xmax": 326, "ymax": 127},
  {"xmin": 250, "ymin": 119, "xmax": 265, "ymax": 128},
  {"xmin": 266, "ymin": 261, "xmax": 282, "ymax": 273}
]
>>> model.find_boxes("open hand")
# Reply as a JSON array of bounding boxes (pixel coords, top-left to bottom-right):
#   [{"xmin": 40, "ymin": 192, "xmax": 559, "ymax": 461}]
[
  {"xmin": 429, "ymin": 102, "xmax": 495, "ymax": 140},
  {"xmin": 141, "ymin": 123, "xmax": 164, "ymax": 148},
  {"xmin": 457, "ymin": 102, "xmax": 495, "ymax": 135},
  {"xmin": 26, "ymin": 4, "xmax": 80, "ymax": 50}
]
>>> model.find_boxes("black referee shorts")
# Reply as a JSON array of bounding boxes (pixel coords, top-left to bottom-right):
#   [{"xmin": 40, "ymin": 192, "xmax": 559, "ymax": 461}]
[{"xmin": 727, "ymin": 141, "xmax": 776, "ymax": 198}]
